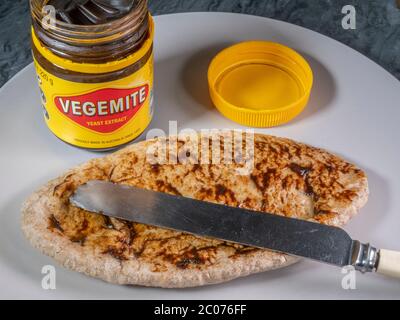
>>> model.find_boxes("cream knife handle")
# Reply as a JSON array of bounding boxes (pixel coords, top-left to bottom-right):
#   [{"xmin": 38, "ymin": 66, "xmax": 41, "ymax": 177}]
[
  {"xmin": 376, "ymin": 249, "xmax": 400, "ymax": 279},
  {"xmin": 351, "ymin": 241, "xmax": 399, "ymax": 279}
]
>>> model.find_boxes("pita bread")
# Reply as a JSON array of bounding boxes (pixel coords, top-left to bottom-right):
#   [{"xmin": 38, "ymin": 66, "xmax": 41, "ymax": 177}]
[{"xmin": 21, "ymin": 132, "xmax": 368, "ymax": 287}]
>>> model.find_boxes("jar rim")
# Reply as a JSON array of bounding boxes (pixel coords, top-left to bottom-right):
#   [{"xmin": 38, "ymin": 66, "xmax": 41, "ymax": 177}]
[
  {"xmin": 32, "ymin": 15, "xmax": 154, "ymax": 73},
  {"xmin": 30, "ymin": 0, "xmax": 147, "ymax": 38}
]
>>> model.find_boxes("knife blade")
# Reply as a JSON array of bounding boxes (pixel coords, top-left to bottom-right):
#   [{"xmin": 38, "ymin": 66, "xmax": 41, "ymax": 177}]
[{"xmin": 70, "ymin": 180, "xmax": 400, "ymax": 278}]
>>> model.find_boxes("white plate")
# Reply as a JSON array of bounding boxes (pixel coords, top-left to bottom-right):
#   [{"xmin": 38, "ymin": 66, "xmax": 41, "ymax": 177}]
[{"xmin": 0, "ymin": 12, "xmax": 399, "ymax": 299}]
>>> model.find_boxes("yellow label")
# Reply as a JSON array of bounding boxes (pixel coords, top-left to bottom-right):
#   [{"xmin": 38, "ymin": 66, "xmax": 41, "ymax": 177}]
[{"xmin": 33, "ymin": 53, "xmax": 153, "ymax": 150}]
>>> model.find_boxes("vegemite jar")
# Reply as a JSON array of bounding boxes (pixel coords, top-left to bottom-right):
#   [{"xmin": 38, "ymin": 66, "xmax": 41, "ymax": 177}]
[{"xmin": 30, "ymin": 0, "xmax": 154, "ymax": 150}]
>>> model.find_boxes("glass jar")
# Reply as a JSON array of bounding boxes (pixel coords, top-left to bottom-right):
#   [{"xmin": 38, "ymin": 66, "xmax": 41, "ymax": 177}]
[{"xmin": 30, "ymin": 0, "xmax": 154, "ymax": 150}]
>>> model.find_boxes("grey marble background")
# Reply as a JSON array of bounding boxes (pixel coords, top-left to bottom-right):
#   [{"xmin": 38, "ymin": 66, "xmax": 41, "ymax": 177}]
[{"xmin": 0, "ymin": 0, "xmax": 399, "ymax": 87}]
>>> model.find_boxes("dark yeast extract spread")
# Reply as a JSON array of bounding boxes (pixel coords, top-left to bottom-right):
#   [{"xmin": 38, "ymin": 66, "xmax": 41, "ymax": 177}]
[{"xmin": 30, "ymin": 0, "xmax": 154, "ymax": 150}]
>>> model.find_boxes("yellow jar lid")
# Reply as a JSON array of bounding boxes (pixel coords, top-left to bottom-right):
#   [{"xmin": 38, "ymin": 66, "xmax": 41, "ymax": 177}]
[{"xmin": 208, "ymin": 41, "xmax": 313, "ymax": 127}]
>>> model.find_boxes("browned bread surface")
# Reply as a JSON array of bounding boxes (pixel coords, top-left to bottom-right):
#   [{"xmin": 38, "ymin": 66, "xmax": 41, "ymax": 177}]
[{"xmin": 21, "ymin": 132, "xmax": 368, "ymax": 287}]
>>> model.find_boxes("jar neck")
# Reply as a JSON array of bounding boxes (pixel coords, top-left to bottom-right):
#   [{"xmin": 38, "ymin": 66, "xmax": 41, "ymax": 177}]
[{"xmin": 30, "ymin": 0, "xmax": 149, "ymax": 63}]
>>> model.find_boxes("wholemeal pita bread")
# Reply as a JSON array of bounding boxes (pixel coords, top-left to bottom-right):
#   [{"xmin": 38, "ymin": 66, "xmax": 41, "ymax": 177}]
[{"xmin": 21, "ymin": 132, "xmax": 368, "ymax": 288}]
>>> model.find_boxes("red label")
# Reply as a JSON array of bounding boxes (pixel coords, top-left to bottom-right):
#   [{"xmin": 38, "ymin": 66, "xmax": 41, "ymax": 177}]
[{"xmin": 54, "ymin": 84, "xmax": 149, "ymax": 133}]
